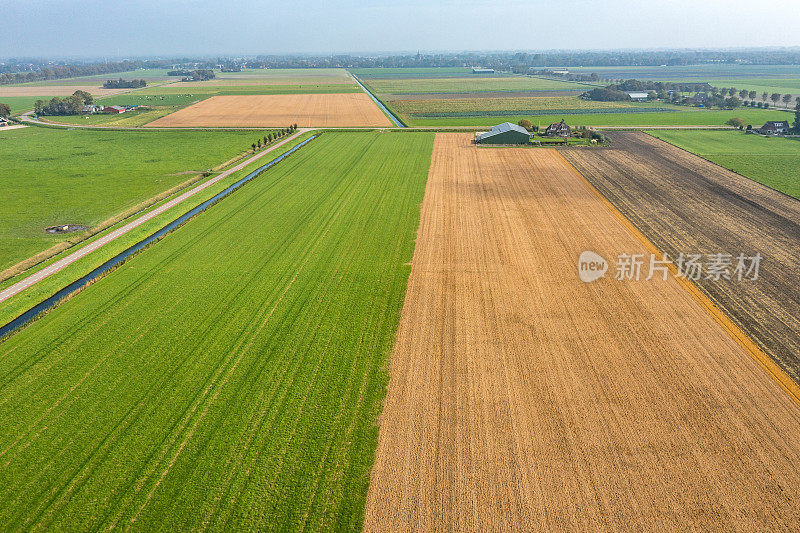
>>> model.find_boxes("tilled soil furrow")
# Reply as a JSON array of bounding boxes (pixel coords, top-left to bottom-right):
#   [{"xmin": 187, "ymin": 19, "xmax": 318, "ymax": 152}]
[{"xmin": 365, "ymin": 133, "xmax": 800, "ymax": 531}]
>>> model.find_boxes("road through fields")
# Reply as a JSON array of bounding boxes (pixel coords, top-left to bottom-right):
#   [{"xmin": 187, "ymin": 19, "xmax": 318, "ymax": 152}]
[
  {"xmin": 0, "ymin": 129, "xmax": 308, "ymax": 306},
  {"xmin": 561, "ymin": 132, "xmax": 800, "ymax": 383},
  {"xmin": 365, "ymin": 133, "xmax": 800, "ymax": 531}
]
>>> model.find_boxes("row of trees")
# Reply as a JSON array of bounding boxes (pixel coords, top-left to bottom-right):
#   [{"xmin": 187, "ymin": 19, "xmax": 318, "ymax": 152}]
[
  {"xmin": 0, "ymin": 59, "xmax": 159, "ymax": 86},
  {"xmin": 103, "ymin": 78, "xmax": 147, "ymax": 89},
  {"xmin": 250, "ymin": 125, "xmax": 299, "ymax": 152},
  {"xmin": 33, "ymin": 91, "xmax": 93, "ymax": 116},
  {"xmin": 795, "ymin": 101, "xmax": 800, "ymax": 133},
  {"xmin": 584, "ymin": 79, "xmax": 799, "ymax": 111}
]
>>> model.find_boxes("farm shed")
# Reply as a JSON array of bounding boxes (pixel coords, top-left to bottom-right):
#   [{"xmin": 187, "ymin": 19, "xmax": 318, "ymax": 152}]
[
  {"xmin": 627, "ymin": 91, "xmax": 649, "ymax": 101},
  {"xmin": 476, "ymin": 122, "xmax": 531, "ymax": 145},
  {"xmin": 472, "ymin": 68, "xmax": 495, "ymax": 74},
  {"xmin": 104, "ymin": 105, "xmax": 127, "ymax": 114}
]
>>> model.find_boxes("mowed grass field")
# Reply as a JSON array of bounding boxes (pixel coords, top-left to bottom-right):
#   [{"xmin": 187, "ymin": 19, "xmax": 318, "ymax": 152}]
[
  {"xmin": 136, "ymin": 84, "xmax": 361, "ymax": 96},
  {"xmin": 406, "ymin": 106, "xmax": 790, "ymax": 127},
  {"xmin": 0, "ymin": 131, "xmax": 433, "ymax": 530},
  {"xmin": 648, "ymin": 130, "xmax": 800, "ymax": 199},
  {"xmin": 353, "ymin": 67, "xmax": 794, "ymax": 127},
  {"xmin": 362, "ymin": 76, "xmax": 594, "ymax": 94},
  {"xmin": 0, "ymin": 127, "xmax": 275, "ymax": 271}
]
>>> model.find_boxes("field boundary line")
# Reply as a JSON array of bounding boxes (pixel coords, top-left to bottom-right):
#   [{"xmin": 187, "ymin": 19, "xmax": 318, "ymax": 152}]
[
  {"xmin": 0, "ymin": 130, "xmax": 311, "ymax": 306},
  {"xmin": 552, "ymin": 149, "xmax": 800, "ymax": 407}
]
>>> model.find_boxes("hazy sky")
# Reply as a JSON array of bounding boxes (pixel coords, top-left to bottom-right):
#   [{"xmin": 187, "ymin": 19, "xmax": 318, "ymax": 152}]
[{"xmin": 2, "ymin": 0, "xmax": 799, "ymax": 58}]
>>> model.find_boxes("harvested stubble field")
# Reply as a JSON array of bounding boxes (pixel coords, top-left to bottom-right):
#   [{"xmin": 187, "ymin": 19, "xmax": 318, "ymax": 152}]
[
  {"xmin": 561, "ymin": 131, "xmax": 800, "ymax": 384},
  {"xmin": 365, "ymin": 133, "xmax": 800, "ymax": 531},
  {"xmin": 146, "ymin": 93, "xmax": 393, "ymax": 128},
  {"xmin": 0, "ymin": 132, "xmax": 434, "ymax": 530}
]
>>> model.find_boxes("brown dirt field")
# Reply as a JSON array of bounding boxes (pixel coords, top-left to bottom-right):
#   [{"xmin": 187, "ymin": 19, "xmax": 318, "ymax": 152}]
[
  {"xmin": 364, "ymin": 133, "xmax": 800, "ymax": 531},
  {"xmin": 0, "ymin": 85, "xmax": 125, "ymax": 97},
  {"xmin": 144, "ymin": 93, "xmax": 392, "ymax": 128},
  {"xmin": 561, "ymin": 132, "xmax": 800, "ymax": 384}
]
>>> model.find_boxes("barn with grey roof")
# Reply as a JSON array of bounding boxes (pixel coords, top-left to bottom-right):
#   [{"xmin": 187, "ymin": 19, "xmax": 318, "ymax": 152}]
[{"xmin": 475, "ymin": 122, "xmax": 531, "ymax": 145}]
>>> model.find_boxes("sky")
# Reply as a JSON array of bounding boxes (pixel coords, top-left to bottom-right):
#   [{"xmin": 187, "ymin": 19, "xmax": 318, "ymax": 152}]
[{"xmin": 2, "ymin": 0, "xmax": 799, "ymax": 58}]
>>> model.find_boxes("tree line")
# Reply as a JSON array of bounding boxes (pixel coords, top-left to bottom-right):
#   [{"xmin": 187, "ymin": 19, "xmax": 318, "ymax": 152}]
[
  {"xmin": 583, "ymin": 79, "xmax": 799, "ymax": 111},
  {"xmin": 4, "ymin": 50, "xmax": 800, "ymax": 87},
  {"xmin": 250, "ymin": 125, "xmax": 298, "ymax": 152},
  {"xmin": 34, "ymin": 91, "xmax": 94, "ymax": 116},
  {"xmin": 103, "ymin": 78, "xmax": 147, "ymax": 89}
]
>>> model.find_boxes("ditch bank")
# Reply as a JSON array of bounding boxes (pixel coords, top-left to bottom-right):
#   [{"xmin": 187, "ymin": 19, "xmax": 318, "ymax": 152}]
[{"xmin": 0, "ymin": 134, "xmax": 319, "ymax": 340}]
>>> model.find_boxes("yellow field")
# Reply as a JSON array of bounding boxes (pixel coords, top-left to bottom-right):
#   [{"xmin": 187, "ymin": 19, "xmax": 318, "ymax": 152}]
[
  {"xmin": 365, "ymin": 133, "xmax": 800, "ymax": 531},
  {"xmin": 145, "ymin": 93, "xmax": 393, "ymax": 128}
]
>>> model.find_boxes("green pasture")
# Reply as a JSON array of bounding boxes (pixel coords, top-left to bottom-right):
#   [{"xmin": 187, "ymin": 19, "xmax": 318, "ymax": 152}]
[
  {"xmin": 363, "ymin": 76, "xmax": 593, "ymax": 94},
  {"xmin": 351, "ymin": 67, "xmax": 476, "ymax": 78},
  {"xmin": 648, "ymin": 130, "xmax": 800, "ymax": 199},
  {"xmin": 0, "ymin": 95, "xmax": 57, "ymax": 114},
  {"xmin": 405, "ymin": 106, "xmax": 791, "ymax": 127},
  {"xmin": 136, "ymin": 84, "xmax": 360, "ymax": 96},
  {"xmin": 43, "ymin": 107, "xmax": 177, "ymax": 127},
  {"xmin": 0, "ymin": 127, "xmax": 278, "ymax": 270},
  {"xmin": 0, "ymin": 131, "xmax": 434, "ymax": 531},
  {"xmin": 567, "ymin": 64, "xmax": 800, "ymax": 81}
]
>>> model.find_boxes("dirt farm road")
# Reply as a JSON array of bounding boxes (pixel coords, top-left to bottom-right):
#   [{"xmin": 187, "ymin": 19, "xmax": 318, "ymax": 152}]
[
  {"xmin": 0, "ymin": 129, "xmax": 310, "ymax": 305},
  {"xmin": 365, "ymin": 133, "xmax": 800, "ymax": 531}
]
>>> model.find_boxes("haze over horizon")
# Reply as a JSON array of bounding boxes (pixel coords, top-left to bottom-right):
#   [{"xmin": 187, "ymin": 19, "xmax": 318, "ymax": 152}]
[{"xmin": 2, "ymin": 0, "xmax": 799, "ymax": 58}]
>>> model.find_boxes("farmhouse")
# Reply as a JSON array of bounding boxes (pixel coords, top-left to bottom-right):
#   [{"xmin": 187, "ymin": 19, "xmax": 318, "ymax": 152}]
[
  {"xmin": 475, "ymin": 122, "xmax": 531, "ymax": 145},
  {"xmin": 757, "ymin": 120, "xmax": 790, "ymax": 135},
  {"xmin": 627, "ymin": 92, "xmax": 649, "ymax": 101},
  {"xmin": 688, "ymin": 92, "xmax": 708, "ymax": 106},
  {"xmin": 104, "ymin": 105, "xmax": 127, "ymax": 114},
  {"xmin": 545, "ymin": 119, "xmax": 571, "ymax": 138},
  {"xmin": 472, "ymin": 68, "xmax": 495, "ymax": 74}
]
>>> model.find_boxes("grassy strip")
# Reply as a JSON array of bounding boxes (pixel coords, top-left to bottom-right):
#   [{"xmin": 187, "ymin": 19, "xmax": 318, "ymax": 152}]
[
  {"xmin": 0, "ymin": 131, "xmax": 433, "ymax": 530},
  {"xmin": 404, "ymin": 107, "xmax": 793, "ymax": 127},
  {"xmin": 0, "ymin": 127, "xmax": 284, "ymax": 270},
  {"xmin": 0, "ymin": 132, "xmax": 315, "ymax": 325},
  {"xmin": 647, "ymin": 130, "xmax": 800, "ymax": 200}
]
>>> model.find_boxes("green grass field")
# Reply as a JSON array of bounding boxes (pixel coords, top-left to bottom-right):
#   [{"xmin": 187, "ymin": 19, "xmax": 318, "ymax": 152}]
[
  {"xmin": 363, "ymin": 76, "xmax": 593, "ymax": 94},
  {"xmin": 42, "ymin": 107, "xmax": 177, "ymax": 127},
  {"xmin": 0, "ymin": 131, "xmax": 434, "ymax": 531},
  {"xmin": 0, "ymin": 95, "xmax": 58, "ymax": 114},
  {"xmin": 16, "ymin": 69, "xmax": 175, "ymax": 85},
  {"xmin": 0, "ymin": 127, "xmax": 278, "ymax": 271},
  {"xmin": 703, "ymin": 79, "xmax": 800, "ymax": 97},
  {"xmin": 351, "ymin": 67, "xmax": 476, "ymax": 78},
  {"xmin": 566, "ymin": 64, "xmax": 800, "ymax": 81},
  {"xmin": 135, "ymin": 84, "xmax": 361, "ymax": 96},
  {"xmin": 648, "ymin": 130, "xmax": 800, "ymax": 199},
  {"xmin": 405, "ymin": 106, "xmax": 791, "ymax": 127}
]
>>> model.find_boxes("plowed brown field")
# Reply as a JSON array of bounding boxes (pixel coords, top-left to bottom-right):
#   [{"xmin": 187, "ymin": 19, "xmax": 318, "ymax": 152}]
[
  {"xmin": 364, "ymin": 133, "xmax": 800, "ymax": 531},
  {"xmin": 145, "ymin": 93, "xmax": 392, "ymax": 128},
  {"xmin": 561, "ymin": 132, "xmax": 800, "ymax": 384}
]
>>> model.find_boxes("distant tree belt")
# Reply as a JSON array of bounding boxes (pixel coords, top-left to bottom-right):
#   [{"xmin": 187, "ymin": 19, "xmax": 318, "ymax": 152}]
[
  {"xmin": 34, "ymin": 91, "xmax": 94, "ymax": 116},
  {"xmin": 103, "ymin": 78, "xmax": 147, "ymax": 89},
  {"xmin": 168, "ymin": 69, "xmax": 215, "ymax": 80},
  {"xmin": 0, "ymin": 60, "xmax": 152, "ymax": 86}
]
